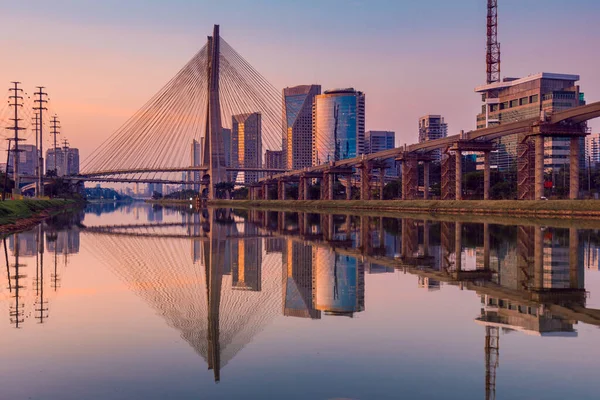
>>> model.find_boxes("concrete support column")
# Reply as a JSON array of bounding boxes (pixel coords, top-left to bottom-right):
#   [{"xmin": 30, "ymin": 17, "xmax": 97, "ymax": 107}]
[
  {"xmin": 569, "ymin": 227, "xmax": 581, "ymax": 289},
  {"xmin": 423, "ymin": 162, "xmax": 430, "ymax": 200},
  {"xmin": 455, "ymin": 151, "xmax": 462, "ymax": 200},
  {"xmin": 360, "ymin": 165, "xmax": 371, "ymax": 201},
  {"xmin": 262, "ymin": 184, "xmax": 269, "ymax": 200},
  {"xmin": 534, "ymin": 226, "xmax": 544, "ymax": 290},
  {"xmin": 535, "ymin": 135, "xmax": 544, "ymax": 200},
  {"xmin": 455, "ymin": 222, "xmax": 462, "ymax": 271},
  {"xmin": 379, "ymin": 168, "xmax": 385, "ymax": 200},
  {"xmin": 483, "ymin": 151, "xmax": 491, "ymax": 200},
  {"xmin": 483, "ymin": 223, "xmax": 490, "ymax": 270},
  {"xmin": 570, "ymin": 137, "xmax": 580, "ymax": 200},
  {"xmin": 423, "ymin": 220, "xmax": 430, "ymax": 257},
  {"xmin": 328, "ymin": 173, "xmax": 334, "ymax": 200},
  {"xmin": 346, "ymin": 175, "xmax": 352, "ymax": 200},
  {"xmin": 299, "ymin": 177, "xmax": 307, "ymax": 200}
]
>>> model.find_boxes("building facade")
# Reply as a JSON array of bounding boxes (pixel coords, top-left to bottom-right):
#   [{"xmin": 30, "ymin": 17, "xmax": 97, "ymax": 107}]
[
  {"xmin": 365, "ymin": 130, "xmax": 397, "ymax": 176},
  {"xmin": 265, "ymin": 149, "xmax": 284, "ymax": 170},
  {"xmin": 313, "ymin": 88, "xmax": 365, "ymax": 165},
  {"xmin": 10, "ymin": 144, "xmax": 38, "ymax": 176},
  {"xmin": 46, "ymin": 146, "xmax": 79, "ymax": 176},
  {"xmin": 231, "ymin": 112, "xmax": 262, "ymax": 184},
  {"xmin": 283, "ymin": 85, "xmax": 321, "ymax": 170},
  {"xmin": 475, "ymin": 73, "xmax": 585, "ymax": 171},
  {"xmin": 418, "ymin": 115, "xmax": 448, "ymax": 162},
  {"xmin": 585, "ymin": 133, "xmax": 600, "ymax": 168}
]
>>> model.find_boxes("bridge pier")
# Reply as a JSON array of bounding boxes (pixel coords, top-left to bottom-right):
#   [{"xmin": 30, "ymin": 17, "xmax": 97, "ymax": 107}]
[
  {"xmin": 278, "ymin": 180, "xmax": 286, "ymax": 200},
  {"xmin": 400, "ymin": 155, "xmax": 418, "ymax": 200},
  {"xmin": 321, "ymin": 172, "xmax": 334, "ymax": 201},
  {"xmin": 455, "ymin": 150, "xmax": 462, "ymax": 200},
  {"xmin": 441, "ymin": 151, "xmax": 456, "ymax": 200},
  {"xmin": 346, "ymin": 174, "xmax": 353, "ymax": 200},
  {"xmin": 359, "ymin": 163, "xmax": 371, "ymax": 201},
  {"xmin": 423, "ymin": 162, "xmax": 430, "ymax": 200},
  {"xmin": 379, "ymin": 169, "xmax": 385, "ymax": 200},
  {"xmin": 570, "ymin": 137, "xmax": 580, "ymax": 200},
  {"xmin": 299, "ymin": 177, "xmax": 307, "ymax": 200},
  {"xmin": 535, "ymin": 135, "xmax": 544, "ymax": 200},
  {"xmin": 483, "ymin": 152, "xmax": 491, "ymax": 200}
]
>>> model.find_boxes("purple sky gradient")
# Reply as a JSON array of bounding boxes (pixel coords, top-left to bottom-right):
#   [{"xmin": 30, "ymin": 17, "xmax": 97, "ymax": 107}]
[{"xmin": 0, "ymin": 0, "xmax": 598, "ymax": 158}]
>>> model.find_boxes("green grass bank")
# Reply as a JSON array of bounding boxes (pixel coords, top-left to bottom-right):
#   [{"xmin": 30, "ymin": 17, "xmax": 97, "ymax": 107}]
[
  {"xmin": 0, "ymin": 199, "xmax": 76, "ymax": 231},
  {"xmin": 209, "ymin": 199, "xmax": 600, "ymax": 219}
]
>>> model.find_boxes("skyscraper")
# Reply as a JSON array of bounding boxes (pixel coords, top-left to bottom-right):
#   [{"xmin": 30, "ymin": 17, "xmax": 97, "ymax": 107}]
[
  {"xmin": 231, "ymin": 112, "xmax": 262, "ymax": 184},
  {"xmin": 189, "ymin": 139, "xmax": 202, "ymax": 191},
  {"xmin": 585, "ymin": 133, "xmax": 600, "ymax": 168},
  {"xmin": 265, "ymin": 150, "xmax": 284, "ymax": 170},
  {"xmin": 45, "ymin": 146, "xmax": 79, "ymax": 176},
  {"xmin": 11, "ymin": 144, "xmax": 38, "ymax": 176},
  {"xmin": 418, "ymin": 115, "xmax": 447, "ymax": 162},
  {"xmin": 282, "ymin": 85, "xmax": 321, "ymax": 170},
  {"xmin": 313, "ymin": 88, "xmax": 365, "ymax": 165},
  {"xmin": 365, "ymin": 130, "xmax": 396, "ymax": 176}
]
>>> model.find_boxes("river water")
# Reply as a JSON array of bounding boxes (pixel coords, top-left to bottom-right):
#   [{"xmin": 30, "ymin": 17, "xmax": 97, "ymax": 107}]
[{"xmin": 1, "ymin": 203, "xmax": 600, "ymax": 399}]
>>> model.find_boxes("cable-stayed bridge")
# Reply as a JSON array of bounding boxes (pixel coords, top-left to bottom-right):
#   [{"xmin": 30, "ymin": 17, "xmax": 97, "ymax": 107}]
[{"xmin": 69, "ymin": 24, "xmax": 600, "ymax": 201}]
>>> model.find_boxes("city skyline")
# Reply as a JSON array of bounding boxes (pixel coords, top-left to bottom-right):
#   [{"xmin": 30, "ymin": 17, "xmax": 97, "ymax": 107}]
[{"xmin": 1, "ymin": 1, "xmax": 599, "ymax": 162}]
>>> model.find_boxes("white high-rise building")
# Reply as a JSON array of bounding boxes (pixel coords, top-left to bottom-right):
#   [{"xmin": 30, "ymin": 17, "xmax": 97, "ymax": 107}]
[{"xmin": 418, "ymin": 115, "xmax": 447, "ymax": 162}]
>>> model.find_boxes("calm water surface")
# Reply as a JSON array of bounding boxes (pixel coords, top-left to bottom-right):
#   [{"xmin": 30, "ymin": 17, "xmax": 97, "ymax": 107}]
[{"xmin": 1, "ymin": 203, "xmax": 600, "ymax": 399}]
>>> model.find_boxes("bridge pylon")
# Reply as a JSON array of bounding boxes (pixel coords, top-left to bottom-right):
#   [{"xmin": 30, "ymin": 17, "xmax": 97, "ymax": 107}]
[{"xmin": 202, "ymin": 25, "xmax": 228, "ymax": 200}]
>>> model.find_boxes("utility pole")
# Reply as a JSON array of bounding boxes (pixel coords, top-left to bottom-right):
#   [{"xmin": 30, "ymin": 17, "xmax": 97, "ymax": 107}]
[
  {"xmin": 33, "ymin": 87, "xmax": 48, "ymax": 197},
  {"xmin": 61, "ymin": 138, "xmax": 69, "ymax": 176},
  {"xmin": 6, "ymin": 82, "xmax": 25, "ymax": 196},
  {"xmin": 50, "ymin": 116, "xmax": 60, "ymax": 176},
  {"xmin": 32, "ymin": 113, "xmax": 39, "ymax": 196},
  {"xmin": 2, "ymin": 139, "xmax": 12, "ymax": 201}
]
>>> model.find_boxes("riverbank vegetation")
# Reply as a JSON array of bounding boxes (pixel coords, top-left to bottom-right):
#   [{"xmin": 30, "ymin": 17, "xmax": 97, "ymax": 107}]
[{"xmin": 0, "ymin": 199, "xmax": 75, "ymax": 227}]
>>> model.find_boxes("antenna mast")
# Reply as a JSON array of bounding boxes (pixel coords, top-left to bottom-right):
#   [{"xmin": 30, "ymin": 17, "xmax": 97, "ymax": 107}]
[{"xmin": 486, "ymin": 0, "xmax": 501, "ymax": 84}]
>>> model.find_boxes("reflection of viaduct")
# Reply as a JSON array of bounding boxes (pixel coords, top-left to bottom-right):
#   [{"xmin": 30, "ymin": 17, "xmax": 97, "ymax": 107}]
[
  {"xmin": 244, "ymin": 210, "xmax": 598, "ymax": 327},
  {"xmin": 81, "ymin": 208, "xmax": 599, "ymax": 395}
]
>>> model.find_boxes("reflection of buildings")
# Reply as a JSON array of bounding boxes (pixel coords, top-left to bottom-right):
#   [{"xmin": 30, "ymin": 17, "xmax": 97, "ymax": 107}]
[
  {"xmin": 265, "ymin": 238, "xmax": 284, "ymax": 254},
  {"xmin": 9, "ymin": 231, "xmax": 38, "ymax": 257},
  {"xmin": 46, "ymin": 230, "xmax": 80, "ymax": 255},
  {"xmin": 232, "ymin": 235, "xmax": 262, "ymax": 291},
  {"xmin": 476, "ymin": 295, "xmax": 577, "ymax": 336},
  {"xmin": 282, "ymin": 241, "xmax": 320, "ymax": 319},
  {"xmin": 147, "ymin": 206, "xmax": 163, "ymax": 222},
  {"xmin": 314, "ymin": 248, "xmax": 364, "ymax": 316}
]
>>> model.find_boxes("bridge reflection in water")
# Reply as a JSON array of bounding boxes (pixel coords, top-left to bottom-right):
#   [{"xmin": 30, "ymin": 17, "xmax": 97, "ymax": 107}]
[{"xmin": 14, "ymin": 207, "xmax": 600, "ymax": 397}]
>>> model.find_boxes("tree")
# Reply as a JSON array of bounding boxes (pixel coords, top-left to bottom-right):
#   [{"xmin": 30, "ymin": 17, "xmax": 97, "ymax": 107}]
[
  {"xmin": 383, "ymin": 180, "xmax": 401, "ymax": 200},
  {"xmin": 215, "ymin": 182, "xmax": 235, "ymax": 199},
  {"xmin": 151, "ymin": 191, "xmax": 163, "ymax": 200}
]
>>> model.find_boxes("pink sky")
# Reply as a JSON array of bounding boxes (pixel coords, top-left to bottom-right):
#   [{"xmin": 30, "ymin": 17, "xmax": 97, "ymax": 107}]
[{"xmin": 0, "ymin": 1, "xmax": 598, "ymax": 161}]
